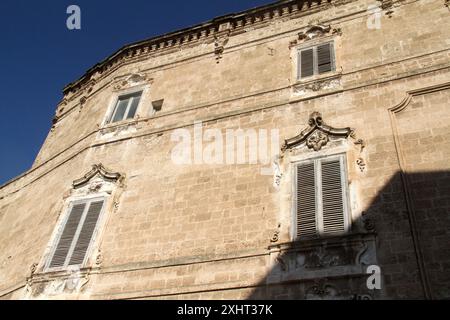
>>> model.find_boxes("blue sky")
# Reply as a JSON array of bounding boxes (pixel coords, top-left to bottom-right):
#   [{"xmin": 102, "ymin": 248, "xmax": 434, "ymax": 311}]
[{"xmin": 0, "ymin": 0, "xmax": 270, "ymax": 185}]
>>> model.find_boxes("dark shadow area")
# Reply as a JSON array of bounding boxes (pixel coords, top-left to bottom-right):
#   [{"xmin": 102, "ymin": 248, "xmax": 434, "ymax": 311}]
[{"xmin": 247, "ymin": 170, "xmax": 450, "ymax": 299}]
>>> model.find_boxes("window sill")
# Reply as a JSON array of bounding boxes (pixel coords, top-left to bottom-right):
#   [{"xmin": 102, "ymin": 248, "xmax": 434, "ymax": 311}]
[
  {"xmin": 292, "ymin": 72, "xmax": 342, "ymax": 98},
  {"xmin": 269, "ymin": 231, "xmax": 375, "ymax": 251},
  {"xmin": 98, "ymin": 118, "xmax": 139, "ymax": 137},
  {"xmin": 25, "ymin": 265, "xmax": 99, "ymax": 298},
  {"xmin": 33, "ymin": 266, "xmax": 91, "ymax": 279},
  {"xmin": 266, "ymin": 232, "xmax": 377, "ymax": 285}
]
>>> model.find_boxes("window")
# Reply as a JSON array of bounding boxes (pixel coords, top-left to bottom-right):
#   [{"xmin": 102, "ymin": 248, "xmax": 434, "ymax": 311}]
[
  {"xmin": 298, "ymin": 42, "xmax": 335, "ymax": 79},
  {"xmin": 47, "ymin": 198, "xmax": 105, "ymax": 270},
  {"xmin": 295, "ymin": 154, "xmax": 349, "ymax": 239},
  {"xmin": 109, "ymin": 91, "xmax": 142, "ymax": 123}
]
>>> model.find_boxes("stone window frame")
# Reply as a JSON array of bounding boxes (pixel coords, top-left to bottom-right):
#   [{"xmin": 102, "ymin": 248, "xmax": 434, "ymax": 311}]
[
  {"xmin": 108, "ymin": 91, "xmax": 143, "ymax": 124},
  {"xmin": 285, "ymin": 143, "xmax": 353, "ymax": 242},
  {"xmin": 290, "ymin": 34, "xmax": 341, "ymax": 87},
  {"xmin": 297, "ymin": 41, "xmax": 336, "ymax": 80},
  {"xmin": 101, "ymin": 83, "xmax": 150, "ymax": 128},
  {"xmin": 43, "ymin": 193, "xmax": 109, "ymax": 273}
]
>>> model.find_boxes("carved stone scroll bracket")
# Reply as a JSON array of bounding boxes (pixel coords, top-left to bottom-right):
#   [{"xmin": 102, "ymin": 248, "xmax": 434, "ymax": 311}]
[
  {"xmin": 30, "ymin": 263, "xmax": 38, "ymax": 277},
  {"xmin": 356, "ymin": 158, "xmax": 366, "ymax": 172},
  {"xmin": 95, "ymin": 250, "xmax": 103, "ymax": 267},
  {"xmin": 270, "ymin": 223, "xmax": 281, "ymax": 243},
  {"xmin": 282, "ymin": 112, "xmax": 352, "ymax": 152},
  {"xmin": 362, "ymin": 213, "xmax": 376, "ymax": 233},
  {"xmin": 272, "ymin": 155, "xmax": 283, "ymax": 189},
  {"xmin": 349, "ymin": 131, "xmax": 367, "ymax": 173},
  {"xmin": 214, "ymin": 30, "xmax": 230, "ymax": 64},
  {"xmin": 378, "ymin": 0, "xmax": 394, "ymax": 17},
  {"xmin": 78, "ymin": 96, "xmax": 87, "ymax": 113}
]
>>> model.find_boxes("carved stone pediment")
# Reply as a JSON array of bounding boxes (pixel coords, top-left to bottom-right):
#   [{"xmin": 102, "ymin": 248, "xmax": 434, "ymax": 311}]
[
  {"xmin": 290, "ymin": 24, "xmax": 342, "ymax": 48},
  {"xmin": 282, "ymin": 112, "xmax": 353, "ymax": 151},
  {"xmin": 299, "ymin": 24, "xmax": 331, "ymax": 40},
  {"xmin": 73, "ymin": 163, "xmax": 122, "ymax": 189},
  {"xmin": 112, "ymin": 72, "xmax": 152, "ymax": 91}
]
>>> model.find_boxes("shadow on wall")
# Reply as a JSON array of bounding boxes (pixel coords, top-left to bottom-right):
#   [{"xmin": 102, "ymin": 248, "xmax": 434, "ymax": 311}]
[{"xmin": 246, "ymin": 170, "xmax": 450, "ymax": 300}]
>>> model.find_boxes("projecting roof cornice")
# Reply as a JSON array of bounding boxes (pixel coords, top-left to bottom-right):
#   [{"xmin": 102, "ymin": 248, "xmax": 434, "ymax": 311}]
[{"xmin": 62, "ymin": 0, "xmax": 345, "ymax": 97}]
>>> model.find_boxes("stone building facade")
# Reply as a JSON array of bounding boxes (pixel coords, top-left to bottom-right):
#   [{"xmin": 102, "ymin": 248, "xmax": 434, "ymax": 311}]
[{"xmin": 1, "ymin": 0, "xmax": 450, "ymax": 299}]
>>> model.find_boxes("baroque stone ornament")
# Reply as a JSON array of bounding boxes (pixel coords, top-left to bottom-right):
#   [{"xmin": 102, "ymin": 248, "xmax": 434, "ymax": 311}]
[
  {"xmin": 214, "ymin": 31, "xmax": 230, "ymax": 63},
  {"xmin": 282, "ymin": 112, "xmax": 352, "ymax": 151},
  {"xmin": 306, "ymin": 130, "xmax": 329, "ymax": 151},
  {"xmin": 270, "ymin": 223, "xmax": 281, "ymax": 243},
  {"xmin": 306, "ymin": 279, "xmax": 340, "ymax": 299},
  {"xmin": 356, "ymin": 157, "xmax": 366, "ymax": 172},
  {"xmin": 95, "ymin": 250, "xmax": 103, "ymax": 266},
  {"xmin": 72, "ymin": 163, "xmax": 123, "ymax": 188},
  {"xmin": 112, "ymin": 72, "xmax": 151, "ymax": 91},
  {"xmin": 30, "ymin": 263, "xmax": 38, "ymax": 276},
  {"xmin": 290, "ymin": 24, "xmax": 342, "ymax": 47},
  {"xmin": 379, "ymin": 0, "xmax": 394, "ymax": 17},
  {"xmin": 362, "ymin": 214, "xmax": 376, "ymax": 232}
]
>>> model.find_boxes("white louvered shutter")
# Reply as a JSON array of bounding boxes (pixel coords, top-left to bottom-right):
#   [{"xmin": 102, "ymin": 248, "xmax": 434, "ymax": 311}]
[
  {"xmin": 321, "ymin": 159, "xmax": 346, "ymax": 234},
  {"xmin": 49, "ymin": 203, "xmax": 86, "ymax": 268},
  {"xmin": 69, "ymin": 200, "xmax": 104, "ymax": 266},
  {"xmin": 317, "ymin": 43, "xmax": 333, "ymax": 74},
  {"xmin": 298, "ymin": 42, "xmax": 335, "ymax": 79},
  {"xmin": 295, "ymin": 155, "xmax": 348, "ymax": 239},
  {"xmin": 296, "ymin": 163, "xmax": 317, "ymax": 237},
  {"xmin": 300, "ymin": 48, "xmax": 314, "ymax": 78}
]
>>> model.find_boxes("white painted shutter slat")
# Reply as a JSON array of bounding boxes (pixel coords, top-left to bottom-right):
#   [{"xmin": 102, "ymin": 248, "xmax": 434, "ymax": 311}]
[
  {"xmin": 68, "ymin": 200, "xmax": 104, "ymax": 266},
  {"xmin": 300, "ymin": 49, "xmax": 314, "ymax": 78},
  {"xmin": 321, "ymin": 160, "xmax": 345, "ymax": 234},
  {"xmin": 49, "ymin": 203, "xmax": 86, "ymax": 268},
  {"xmin": 317, "ymin": 43, "xmax": 333, "ymax": 74},
  {"xmin": 297, "ymin": 163, "xmax": 317, "ymax": 237}
]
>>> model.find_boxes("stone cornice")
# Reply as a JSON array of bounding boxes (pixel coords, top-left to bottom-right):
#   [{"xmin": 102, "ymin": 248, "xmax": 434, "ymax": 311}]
[{"xmin": 62, "ymin": 0, "xmax": 345, "ymax": 98}]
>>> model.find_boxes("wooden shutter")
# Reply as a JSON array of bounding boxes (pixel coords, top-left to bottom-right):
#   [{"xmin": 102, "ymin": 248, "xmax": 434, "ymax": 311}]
[
  {"xmin": 317, "ymin": 43, "xmax": 333, "ymax": 74},
  {"xmin": 69, "ymin": 200, "xmax": 104, "ymax": 266},
  {"xmin": 320, "ymin": 159, "xmax": 345, "ymax": 234},
  {"xmin": 49, "ymin": 203, "xmax": 86, "ymax": 268},
  {"xmin": 296, "ymin": 163, "xmax": 317, "ymax": 237},
  {"xmin": 300, "ymin": 48, "xmax": 314, "ymax": 78}
]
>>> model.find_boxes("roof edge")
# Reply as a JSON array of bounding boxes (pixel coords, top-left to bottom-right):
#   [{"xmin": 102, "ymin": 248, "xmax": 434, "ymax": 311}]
[{"xmin": 62, "ymin": 0, "xmax": 337, "ymax": 96}]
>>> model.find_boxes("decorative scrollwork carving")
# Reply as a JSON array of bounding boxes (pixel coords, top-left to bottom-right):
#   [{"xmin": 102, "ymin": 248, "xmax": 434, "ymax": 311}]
[
  {"xmin": 282, "ymin": 112, "xmax": 352, "ymax": 151},
  {"xmin": 270, "ymin": 224, "xmax": 281, "ymax": 243},
  {"xmin": 295, "ymin": 24, "xmax": 342, "ymax": 43},
  {"xmin": 354, "ymin": 138, "xmax": 366, "ymax": 152},
  {"xmin": 306, "ymin": 130, "xmax": 329, "ymax": 151},
  {"xmin": 362, "ymin": 214, "xmax": 376, "ymax": 232},
  {"xmin": 95, "ymin": 251, "xmax": 103, "ymax": 266},
  {"xmin": 214, "ymin": 31, "xmax": 230, "ymax": 64},
  {"xmin": 356, "ymin": 157, "xmax": 366, "ymax": 172},
  {"xmin": 30, "ymin": 263, "xmax": 38, "ymax": 276},
  {"xmin": 72, "ymin": 163, "xmax": 123, "ymax": 188}
]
